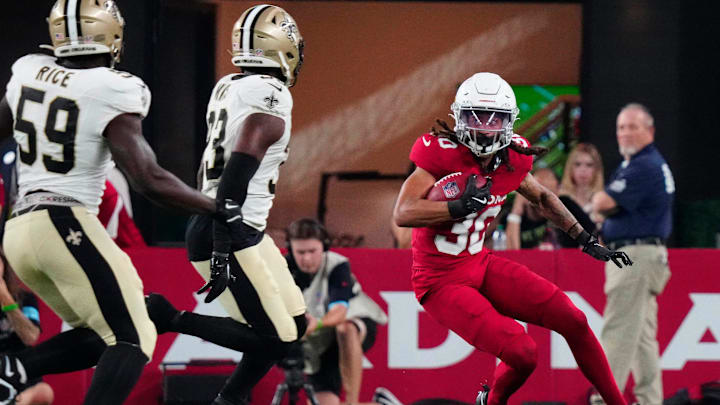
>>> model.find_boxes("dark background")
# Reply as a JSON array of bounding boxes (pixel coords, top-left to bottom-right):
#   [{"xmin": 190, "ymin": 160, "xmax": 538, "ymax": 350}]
[
  {"xmin": 1, "ymin": 0, "xmax": 718, "ymax": 247},
  {"xmin": 580, "ymin": 0, "xmax": 720, "ymax": 246}
]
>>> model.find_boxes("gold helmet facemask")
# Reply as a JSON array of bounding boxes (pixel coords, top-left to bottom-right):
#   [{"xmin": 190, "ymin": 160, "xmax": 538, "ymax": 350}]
[
  {"xmin": 231, "ymin": 4, "xmax": 304, "ymax": 88},
  {"xmin": 42, "ymin": 0, "xmax": 125, "ymax": 67}
]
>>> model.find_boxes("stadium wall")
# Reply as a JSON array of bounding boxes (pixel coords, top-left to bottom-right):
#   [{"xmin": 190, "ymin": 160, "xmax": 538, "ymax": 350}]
[{"xmin": 37, "ymin": 247, "xmax": 719, "ymax": 405}]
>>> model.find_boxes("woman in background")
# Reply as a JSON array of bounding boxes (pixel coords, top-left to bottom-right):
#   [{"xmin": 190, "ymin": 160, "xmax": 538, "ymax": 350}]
[
  {"xmin": 506, "ymin": 168, "xmax": 561, "ymax": 250},
  {"xmin": 559, "ymin": 143, "xmax": 604, "ymax": 214},
  {"xmin": 556, "ymin": 143, "xmax": 605, "ymax": 247}
]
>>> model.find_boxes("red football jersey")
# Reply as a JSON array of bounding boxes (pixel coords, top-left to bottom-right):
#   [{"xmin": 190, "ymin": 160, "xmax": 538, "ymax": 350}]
[
  {"xmin": 98, "ymin": 180, "xmax": 147, "ymax": 249},
  {"xmin": 409, "ymin": 133, "xmax": 533, "ymax": 268}
]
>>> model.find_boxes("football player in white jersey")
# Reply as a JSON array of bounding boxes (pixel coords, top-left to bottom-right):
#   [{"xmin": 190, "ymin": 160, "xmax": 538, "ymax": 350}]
[
  {"xmin": 0, "ymin": 1, "xmax": 242, "ymax": 404},
  {"xmin": 145, "ymin": 4, "xmax": 308, "ymax": 405}
]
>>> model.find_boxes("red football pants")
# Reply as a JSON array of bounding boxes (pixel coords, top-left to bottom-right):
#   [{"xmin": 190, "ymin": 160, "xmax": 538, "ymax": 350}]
[{"xmin": 418, "ymin": 254, "xmax": 625, "ymax": 405}]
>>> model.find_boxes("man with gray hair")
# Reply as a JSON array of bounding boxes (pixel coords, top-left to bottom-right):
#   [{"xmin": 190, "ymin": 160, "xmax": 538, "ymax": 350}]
[{"xmin": 592, "ymin": 103, "xmax": 674, "ymax": 405}]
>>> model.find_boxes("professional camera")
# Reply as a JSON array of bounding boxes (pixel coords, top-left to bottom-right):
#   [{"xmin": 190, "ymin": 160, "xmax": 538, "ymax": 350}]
[{"xmin": 271, "ymin": 343, "xmax": 319, "ymax": 405}]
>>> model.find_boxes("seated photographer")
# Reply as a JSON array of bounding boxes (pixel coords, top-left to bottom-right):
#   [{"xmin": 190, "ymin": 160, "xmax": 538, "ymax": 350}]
[{"xmin": 285, "ymin": 218, "xmax": 389, "ymax": 405}]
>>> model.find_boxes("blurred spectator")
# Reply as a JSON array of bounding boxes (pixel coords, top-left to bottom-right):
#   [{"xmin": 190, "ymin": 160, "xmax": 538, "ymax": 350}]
[
  {"xmin": 0, "ymin": 145, "xmax": 17, "ymax": 240},
  {"xmin": 285, "ymin": 218, "xmax": 389, "ymax": 405},
  {"xmin": 0, "ymin": 253, "xmax": 54, "ymax": 405},
  {"xmin": 505, "ymin": 168, "xmax": 559, "ymax": 250},
  {"xmin": 591, "ymin": 103, "xmax": 674, "ymax": 405},
  {"xmin": 556, "ymin": 143, "xmax": 604, "ymax": 247},
  {"xmin": 559, "ymin": 143, "xmax": 605, "ymax": 213},
  {"xmin": 98, "ymin": 180, "xmax": 146, "ymax": 248}
]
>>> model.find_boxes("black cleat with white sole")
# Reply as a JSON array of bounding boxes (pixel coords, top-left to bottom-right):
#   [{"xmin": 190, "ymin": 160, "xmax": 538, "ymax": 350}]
[
  {"xmin": 475, "ymin": 384, "xmax": 490, "ymax": 405},
  {"xmin": 0, "ymin": 354, "xmax": 28, "ymax": 405},
  {"xmin": 373, "ymin": 387, "xmax": 403, "ymax": 405}
]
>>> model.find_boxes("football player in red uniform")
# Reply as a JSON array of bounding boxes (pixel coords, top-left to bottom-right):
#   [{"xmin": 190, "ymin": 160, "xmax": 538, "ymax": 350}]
[{"xmin": 393, "ymin": 73, "xmax": 632, "ymax": 405}]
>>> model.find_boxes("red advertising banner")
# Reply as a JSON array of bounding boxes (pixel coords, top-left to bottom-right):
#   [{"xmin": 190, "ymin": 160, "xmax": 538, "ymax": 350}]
[{"xmin": 35, "ymin": 248, "xmax": 720, "ymax": 405}]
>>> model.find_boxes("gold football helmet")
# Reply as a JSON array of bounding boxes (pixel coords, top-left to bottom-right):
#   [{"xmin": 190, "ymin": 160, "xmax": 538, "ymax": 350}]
[
  {"xmin": 231, "ymin": 5, "xmax": 304, "ymax": 87},
  {"xmin": 44, "ymin": 0, "xmax": 125, "ymax": 67}
]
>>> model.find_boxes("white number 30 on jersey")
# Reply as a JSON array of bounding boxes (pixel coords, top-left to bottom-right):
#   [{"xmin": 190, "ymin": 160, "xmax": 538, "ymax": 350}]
[{"xmin": 434, "ymin": 206, "xmax": 502, "ymax": 255}]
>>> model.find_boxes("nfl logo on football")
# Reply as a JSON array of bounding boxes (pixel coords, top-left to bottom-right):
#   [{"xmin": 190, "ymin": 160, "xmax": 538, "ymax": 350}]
[{"xmin": 443, "ymin": 181, "xmax": 460, "ymax": 199}]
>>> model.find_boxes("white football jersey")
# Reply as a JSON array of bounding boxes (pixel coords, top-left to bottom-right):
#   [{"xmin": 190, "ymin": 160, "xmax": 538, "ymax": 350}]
[
  {"xmin": 200, "ymin": 74, "xmax": 292, "ymax": 231},
  {"xmin": 5, "ymin": 54, "xmax": 150, "ymax": 214}
]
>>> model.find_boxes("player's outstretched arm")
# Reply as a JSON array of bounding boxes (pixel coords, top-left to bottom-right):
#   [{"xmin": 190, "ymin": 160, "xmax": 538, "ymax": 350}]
[
  {"xmin": 393, "ymin": 166, "xmax": 456, "ymax": 227},
  {"xmin": 516, "ymin": 172, "xmax": 579, "ymax": 236},
  {"xmin": 0, "ymin": 96, "xmax": 14, "ymax": 143},
  {"xmin": 105, "ymin": 113, "xmax": 216, "ymax": 215},
  {"xmin": 517, "ymin": 173, "xmax": 632, "ymax": 268}
]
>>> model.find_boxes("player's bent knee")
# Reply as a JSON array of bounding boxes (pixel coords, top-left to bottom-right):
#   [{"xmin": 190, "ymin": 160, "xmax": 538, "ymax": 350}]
[
  {"xmin": 564, "ymin": 306, "xmax": 589, "ymax": 334},
  {"xmin": 499, "ymin": 334, "xmax": 538, "ymax": 374},
  {"xmin": 550, "ymin": 293, "xmax": 589, "ymax": 336},
  {"xmin": 277, "ymin": 327, "xmax": 298, "ymax": 342},
  {"xmin": 276, "ymin": 313, "xmax": 309, "ymax": 344},
  {"xmin": 257, "ymin": 311, "xmax": 299, "ymax": 342},
  {"xmin": 278, "ymin": 323, "xmax": 302, "ymax": 343}
]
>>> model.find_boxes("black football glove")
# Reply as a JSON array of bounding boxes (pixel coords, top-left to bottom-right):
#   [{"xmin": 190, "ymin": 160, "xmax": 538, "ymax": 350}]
[
  {"xmin": 576, "ymin": 230, "xmax": 633, "ymax": 268},
  {"xmin": 196, "ymin": 251, "xmax": 235, "ymax": 303},
  {"xmin": 197, "ymin": 198, "xmax": 244, "ymax": 303},
  {"xmin": 448, "ymin": 175, "xmax": 493, "ymax": 219}
]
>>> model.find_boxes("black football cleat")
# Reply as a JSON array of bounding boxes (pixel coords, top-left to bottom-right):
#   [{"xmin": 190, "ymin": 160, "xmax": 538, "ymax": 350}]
[
  {"xmin": 373, "ymin": 387, "xmax": 403, "ymax": 405},
  {"xmin": 145, "ymin": 293, "xmax": 181, "ymax": 335},
  {"xmin": 587, "ymin": 388, "xmax": 605, "ymax": 405},
  {"xmin": 0, "ymin": 354, "xmax": 28, "ymax": 405},
  {"xmin": 212, "ymin": 394, "xmax": 249, "ymax": 405},
  {"xmin": 475, "ymin": 384, "xmax": 490, "ymax": 405}
]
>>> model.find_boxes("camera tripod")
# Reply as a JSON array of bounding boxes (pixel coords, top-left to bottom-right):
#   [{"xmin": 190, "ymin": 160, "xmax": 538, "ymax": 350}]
[{"xmin": 270, "ymin": 365, "xmax": 319, "ymax": 405}]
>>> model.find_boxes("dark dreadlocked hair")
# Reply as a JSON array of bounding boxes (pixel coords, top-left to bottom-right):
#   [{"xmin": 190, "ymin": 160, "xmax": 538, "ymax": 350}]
[{"xmin": 431, "ymin": 119, "xmax": 547, "ymax": 172}]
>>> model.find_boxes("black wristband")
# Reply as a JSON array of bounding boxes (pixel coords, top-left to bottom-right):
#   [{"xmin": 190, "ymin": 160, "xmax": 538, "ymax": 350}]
[
  {"xmin": 448, "ymin": 200, "xmax": 469, "ymax": 219},
  {"xmin": 575, "ymin": 229, "xmax": 591, "ymax": 246}
]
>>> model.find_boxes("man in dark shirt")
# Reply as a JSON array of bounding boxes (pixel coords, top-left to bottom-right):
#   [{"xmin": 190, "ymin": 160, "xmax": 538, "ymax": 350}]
[
  {"xmin": 592, "ymin": 103, "xmax": 673, "ymax": 405},
  {"xmin": 285, "ymin": 218, "xmax": 390, "ymax": 405}
]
